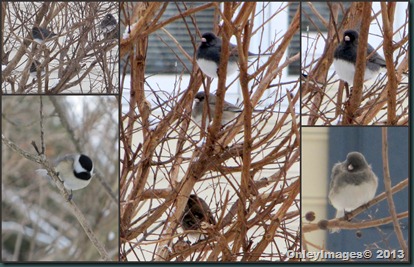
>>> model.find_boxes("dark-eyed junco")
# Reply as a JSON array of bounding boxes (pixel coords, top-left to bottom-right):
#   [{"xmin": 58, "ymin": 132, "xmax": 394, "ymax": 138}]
[
  {"xmin": 30, "ymin": 60, "xmax": 44, "ymax": 78},
  {"xmin": 196, "ymin": 32, "xmax": 270, "ymax": 78},
  {"xmin": 181, "ymin": 194, "xmax": 216, "ymax": 240},
  {"xmin": 36, "ymin": 154, "xmax": 94, "ymax": 197},
  {"xmin": 328, "ymin": 151, "xmax": 378, "ymax": 232},
  {"xmin": 192, "ymin": 91, "xmax": 244, "ymax": 125},
  {"xmin": 100, "ymin": 14, "xmax": 118, "ymax": 39},
  {"xmin": 333, "ymin": 30, "xmax": 386, "ymax": 85},
  {"xmin": 32, "ymin": 26, "xmax": 57, "ymax": 44}
]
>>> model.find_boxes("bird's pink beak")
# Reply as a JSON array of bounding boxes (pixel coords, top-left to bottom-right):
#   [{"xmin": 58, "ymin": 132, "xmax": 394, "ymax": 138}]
[
  {"xmin": 345, "ymin": 36, "xmax": 350, "ymax": 42},
  {"xmin": 201, "ymin": 37, "xmax": 206, "ymax": 43}
]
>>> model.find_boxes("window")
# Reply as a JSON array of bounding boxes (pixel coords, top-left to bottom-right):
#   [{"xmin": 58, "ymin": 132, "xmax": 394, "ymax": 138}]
[
  {"xmin": 288, "ymin": 2, "xmax": 300, "ymax": 75},
  {"xmin": 146, "ymin": 3, "xmax": 215, "ymax": 74}
]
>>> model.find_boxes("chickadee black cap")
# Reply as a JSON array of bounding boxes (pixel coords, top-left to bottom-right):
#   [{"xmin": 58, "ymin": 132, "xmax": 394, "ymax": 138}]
[{"xmin": 75, "ymin": 154, "xmax": 94, "ymax": 180}]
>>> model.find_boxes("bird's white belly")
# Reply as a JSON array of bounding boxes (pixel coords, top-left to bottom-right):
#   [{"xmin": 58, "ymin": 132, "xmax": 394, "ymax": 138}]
[
  {"xmin": 62, "ymin": 176, "xmax": 91, "ymax": 190},
  {"xmin": 333, "ymin": 59, "xmax": 379, "ymax": 85},
  {"xmin": 197, "ymin": 58, "xmax": 238, "ymax": 78},
  {"xmin": 56, "ymin": 161, "xmax": 91, "ymax": 190},
  {"xmin": 329, "ymin": 181, "xmax": 377, "ymax": 212}
]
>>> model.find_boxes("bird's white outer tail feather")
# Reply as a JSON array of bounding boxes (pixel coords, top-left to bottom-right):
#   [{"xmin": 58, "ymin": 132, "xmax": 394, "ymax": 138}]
[{"xmin": 330, "ymin": 209, "xmax": 345, "ymax": 233}]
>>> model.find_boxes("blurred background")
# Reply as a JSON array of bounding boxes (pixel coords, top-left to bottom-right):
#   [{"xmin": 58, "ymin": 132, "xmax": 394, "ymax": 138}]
[{"xmin": 1, "ymin": 95, "xmax": 119, "ymax": 261}]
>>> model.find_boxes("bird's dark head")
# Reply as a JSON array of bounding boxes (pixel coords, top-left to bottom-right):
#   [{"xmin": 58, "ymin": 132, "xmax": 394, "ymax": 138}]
[
  {"xmin": 201, "ymin": 32, "xmax": 218, "ymax": 46},
  {"xmin": 194, "ymin": 91, "xmax": 206, "ymax": 103},
  {"xmin": 346, "ymin": 151, "xmax": 368, "ymax": 171},
  {"xmin": 343, "ymin": 30, "xmax": 359, "ymax": 44}
]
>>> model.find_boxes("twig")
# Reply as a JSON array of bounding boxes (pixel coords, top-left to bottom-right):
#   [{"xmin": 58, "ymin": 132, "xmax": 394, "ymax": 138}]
[
  {"xmin": 2, "ymin": 135, "xmax": 111, "ymax": 261},
  {"xmin": 344, "ymin": 2, "xmax": 371, "ymax": 124},
  {"xmin": 381, "ymin": 128, "xmax": 408, "ymax": 258},
  {"xmin": 302, "ymin": 178, "xmax": 408, "ymax": 233},
  {"xmin": 39, "ymin": 96, "xmax": 45, "ymax": 154},
  {"xmin": 381, "ymin": 2, "xmax": 398, "ymax": 124},
  {"xmin": 48, "ymin": 96, "xmax": 118, "ymax": 203}
]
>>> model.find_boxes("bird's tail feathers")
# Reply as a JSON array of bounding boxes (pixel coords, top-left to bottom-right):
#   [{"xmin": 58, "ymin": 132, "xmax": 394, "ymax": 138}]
[
  {"xmin": 329, "ymin": 209, "xmax": 345, "ymax": 233},
  {"xmin": 35, "ymin": 169, "xmax": 52, "ymax": 182}
]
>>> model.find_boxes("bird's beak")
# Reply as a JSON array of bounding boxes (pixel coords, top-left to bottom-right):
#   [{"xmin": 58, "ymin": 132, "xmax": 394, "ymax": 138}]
[
  {"xmin": 201, "ymin": 37, "xmax": 206, "ymax": 43},
  {"xmin": 344, "ymin": 36, "xmax": 350, "ymax": 42},
  {"xmin": 194, "ymin": 99, "xmax": 200, "ymax": 103}
]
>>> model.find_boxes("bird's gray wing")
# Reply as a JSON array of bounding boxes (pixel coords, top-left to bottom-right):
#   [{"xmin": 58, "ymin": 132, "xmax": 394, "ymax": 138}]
[
  {"xmin": 53, "ymin": 154, "xmax": 76, "ymax": 166},
  {"xmin": 367, "ymin": 43, "xmax": 386, "ymax": 67}
]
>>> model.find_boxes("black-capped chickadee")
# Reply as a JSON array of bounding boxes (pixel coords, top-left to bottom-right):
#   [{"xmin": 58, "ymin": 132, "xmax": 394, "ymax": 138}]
[
  {"xmin": 181, "ymin": 194, "xmax": 216, "ymax": 241},
  {"xmin": 36, "ymin": 154, "xmax": 94, "ymax": 192},
  {"xmin": 328, "ymin": 151, "xmax": 378, "ymax": 232},
  {"xmin": 192, "ymin": 91, "xmax": 243, "ymax": 125}
]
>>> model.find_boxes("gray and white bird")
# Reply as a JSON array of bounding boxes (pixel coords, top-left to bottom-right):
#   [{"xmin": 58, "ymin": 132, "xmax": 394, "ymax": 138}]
[
  {"xmin": 333, "ymin": 29, "xmax": 386, "ymax": 85},
  {"xmin": 328, "ymin": 151, "xmax": 378, "ymax": 232},
  {"xmin": 32, "ymin": 26, "xmax": 57, "ymax": 44},
  {"xmin": 192, "ymin": 91, "xmax": 243, "ymax": 125},
  {"xmin": 181, "ymin": 194, "xmax": 216, "ymax": 241},
  {"xmin": 100, "ymin": 14, "xmax": 117, "ymax": 33},
  {"xmin": 36, "ymin": 154, "xmax": 94, "ymax": 192}
]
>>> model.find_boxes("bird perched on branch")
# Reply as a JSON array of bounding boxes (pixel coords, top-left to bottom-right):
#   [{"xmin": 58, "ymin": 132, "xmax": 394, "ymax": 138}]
[
  {"xmin": 328, "ymin": 151, "xmax": 378, "ymax": 233},
  {"xmin": 192, "ymin": 91, "xmax": 244, "ymax": 125},
  {"xmin": 100, "ymin": 14, "xmax": 118, "ymax": 39},
  {"xmin": 192, "ymin": 91, "xmax": 267, "ymax": 126},
  {"xmin": 181, "ymin": 194, "xmax": 216, "ymax": 241},
  {"xmin": 32, "ymin": 26, "xmax": 57, "ymax": 44},
  {"xmin": 333, "ymin": 29, "xmax": 386, "ymax": 85},
  {"xmin": 196, "ymin": 32, "xmax": 271, "ymax": 78},
  {"xmin": 36, "ymin": 154, "xmax": 94, "ymax": 199}
]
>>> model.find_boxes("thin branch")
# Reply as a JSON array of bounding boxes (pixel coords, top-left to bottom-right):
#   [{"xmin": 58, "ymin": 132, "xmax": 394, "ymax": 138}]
[
  {"xmin": 381, "ymin": 128, "xmax": 408, "ymax": 258},
  {"xmin": 2, "ymin": 135, "xmax": 111, "ymax": 261}
]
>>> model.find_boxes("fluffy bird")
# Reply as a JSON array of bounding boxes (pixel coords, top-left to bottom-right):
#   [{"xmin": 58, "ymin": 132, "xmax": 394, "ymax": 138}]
[{"xmin": 328, "ymin": 151, "xmax": 378, "ymax": 232}]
